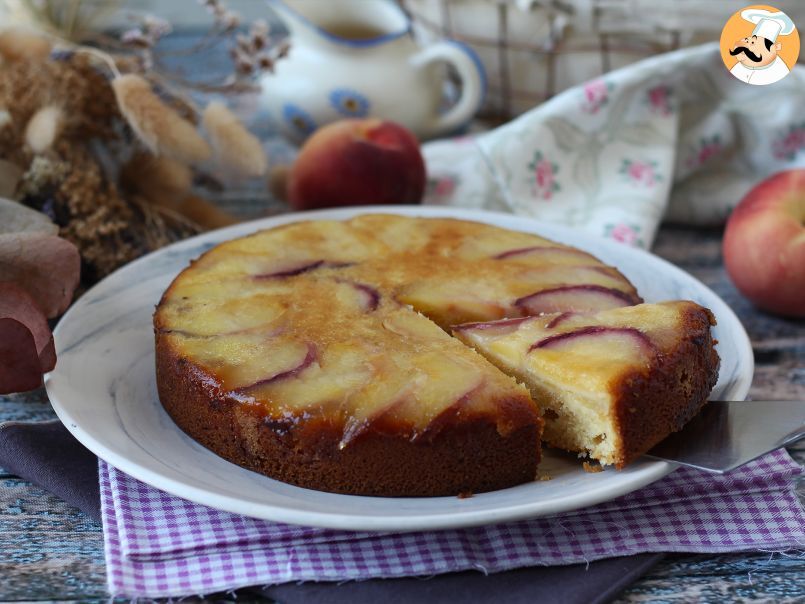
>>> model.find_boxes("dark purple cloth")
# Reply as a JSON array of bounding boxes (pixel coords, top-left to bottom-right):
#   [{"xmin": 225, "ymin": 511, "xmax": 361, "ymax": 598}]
[{"xmin": 0, "ymin": 420, "xmax": 663, "ymax": 603}]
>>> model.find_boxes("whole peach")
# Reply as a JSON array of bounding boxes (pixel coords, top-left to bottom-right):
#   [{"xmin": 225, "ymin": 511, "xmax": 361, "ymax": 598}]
[
  {"xmin": 723, "ymin": 170, "xmax": 805, "ymax": 317},
  {"xmin": 288, "ymin": 119, "xmax": 426, "ymax": 210}
]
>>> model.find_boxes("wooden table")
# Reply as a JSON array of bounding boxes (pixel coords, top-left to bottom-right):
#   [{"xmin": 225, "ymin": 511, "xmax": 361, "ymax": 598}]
[{"xmin": 1, "ymin": 224, "xmax": 803, "ymax": 602}]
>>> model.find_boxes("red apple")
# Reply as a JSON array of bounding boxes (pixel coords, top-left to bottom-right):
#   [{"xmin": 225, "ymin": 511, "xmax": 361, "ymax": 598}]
[
  {"xmin": 723, "ymin": 170, "xmax": 805, "ymax": 317},
  {"xmin": 287, "ymin": 118, "xmax": 426, "ymax": 210}
]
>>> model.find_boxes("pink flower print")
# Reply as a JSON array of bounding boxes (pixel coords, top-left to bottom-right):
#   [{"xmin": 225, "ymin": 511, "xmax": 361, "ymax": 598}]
[
  {"xmin": 686, "ymin": 136, "xmax": 723, "ymax": 170},
  {"xmin": 434, "ymin": 176, "xmax": 456, "ymax": 197},
  {"xmin": 605, "ymin": 223, "xmax": 642, "ymax": 247},
  {"xmin": 647, "ymin": 85, "xmax": 672, "ymax": 116},
  {"xmin": 452, "ymin": 135, "xmax": 476, "ymax": 146},
  {"xmin": 620, "ymin": 159, "xmax": 659, "ymax": 188},
  {"xmin": 427, "ymin": 175, "xmax": 459, "ymax": 202},
  {"xmin": 528, "ymin": 151, "xmax": 560, "ymax": 200},
  {"xmin": 772, "ymin": 123, "xmax": 805, "ymax": 160},
  {"xmin": 582, "ymin": 79, "xmax": 610, "ymax": 114},
  {"xmin": 535, "ymin": 160, "xmax": 554, "ymax": 191}
]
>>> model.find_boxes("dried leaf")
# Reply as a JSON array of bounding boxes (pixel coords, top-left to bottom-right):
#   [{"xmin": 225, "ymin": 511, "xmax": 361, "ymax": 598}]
[
  {"xmin": 24, "ymin": 105, "xmax": 62, "ymax": 153},
  {"xmin": 0, "ymin": 318, "xmax": 43, "ymax": 393},
  {"xmin": 0, "ymin": 29, "xmax": 52, "ymax": 63},
  {"xmin": 0, "ymin": 282, "xmax": 56, "ymax": 394},
  {"xmin": 0, "ymin": 232, "xmax": 80, "ymax": 317},
  {"xmin": 0, "ymin": 197, "xmax": 58, "ymax": 235},
  {"xmin": 112, "ymin": 74, "xmax": 211, "ymax": 165},
  {"xmin": 202, "ymin": 101, "xmax": 267, "ymax": 177}
]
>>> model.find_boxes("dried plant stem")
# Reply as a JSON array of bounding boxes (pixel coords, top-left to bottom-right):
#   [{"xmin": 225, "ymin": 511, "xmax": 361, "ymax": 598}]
[{"xmin": 72, "ymin": 45, "xmax": 121, "ymax": 78}]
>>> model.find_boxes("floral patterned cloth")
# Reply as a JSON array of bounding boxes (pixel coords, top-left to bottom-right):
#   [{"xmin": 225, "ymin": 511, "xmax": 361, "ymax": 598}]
[{"xmin": 422, "ymin": 43, "xmax": 805, "ymax": 249}]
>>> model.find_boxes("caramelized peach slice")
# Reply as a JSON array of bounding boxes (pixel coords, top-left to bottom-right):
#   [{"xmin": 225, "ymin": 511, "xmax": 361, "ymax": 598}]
[
  {"xmin": 253, "ymin": 341, "xmax": 375, "ymax": 412},
  {"xmin": 407, "ymin": 351, "xmax": 486, "ymax": 430},
  {"xmin": 494, "ymin": 246, "xmax": 601, "ymax": 265},
  {"xmin": 397, "ymin": 280, "xmax": 508, "ymax": 326},
  {"xmin": 515, "ymin": 285, "xmax": 639, "ymax": 315},
  {"xmin": 530, "ymin": 326, "xmax": 656, "ymax": 361},
  {"xmin": 339, "ymin": 363, "xmax": 416, "ymax": 448},
  {"xmin": 158, "ymin": 294, "xmax": 288, "ymax": 336},
  {"xmin": 333, "ymin": 280, "xmax": 380, "ymax": 312},
  {"xmin": 382, "ymin": 309, "xmax": 446, "ymax": 340},
  {"xmin": 453, "ymin": 316, "xmax": 536, "ymax": 336},
  {"xmin": 256, "ymin": 260, "xmax": 325, "ymax": 278},
  {"xmin": 174, "ymin": 333, "xmax": 313, "ymax": 390}
]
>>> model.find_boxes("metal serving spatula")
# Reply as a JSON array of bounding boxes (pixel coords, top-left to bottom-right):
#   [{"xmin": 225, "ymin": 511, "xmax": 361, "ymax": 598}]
[{"xmin": 644, "ymin": 400, "xmax": 805, "ymax": 473}]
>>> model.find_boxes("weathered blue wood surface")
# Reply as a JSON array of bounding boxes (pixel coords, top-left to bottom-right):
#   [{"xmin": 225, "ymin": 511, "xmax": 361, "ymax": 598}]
[{"xmin": 1, "ymin": 224, "xmax": 803, "ymax": 602}]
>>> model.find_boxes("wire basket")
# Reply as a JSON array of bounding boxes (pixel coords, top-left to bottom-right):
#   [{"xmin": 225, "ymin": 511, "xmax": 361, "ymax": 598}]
[{"xmin": 402, "ymin": 0, "xmax": 805, "ymax": 121}]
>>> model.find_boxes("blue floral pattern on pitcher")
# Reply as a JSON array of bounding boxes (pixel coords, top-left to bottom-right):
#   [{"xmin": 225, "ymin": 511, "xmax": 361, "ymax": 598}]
[
  {"xmin": 282, "ymin": 103, "xmax": 317, "ymax": 137},
  {"xmin": 329, "ymin": 88, "xmax": 370, "ymax": 117}
]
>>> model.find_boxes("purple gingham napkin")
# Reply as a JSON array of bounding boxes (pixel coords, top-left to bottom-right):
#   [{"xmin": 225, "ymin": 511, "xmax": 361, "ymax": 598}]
[{"xmin": 100, "ymin": 449, "xmax": 805, "ymax": 598}]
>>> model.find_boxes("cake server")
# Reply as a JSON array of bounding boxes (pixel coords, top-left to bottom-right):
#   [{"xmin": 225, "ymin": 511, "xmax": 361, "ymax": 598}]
[{"xmin": 644, "ymin": 400, "xmax": 805, "ymax": 473}]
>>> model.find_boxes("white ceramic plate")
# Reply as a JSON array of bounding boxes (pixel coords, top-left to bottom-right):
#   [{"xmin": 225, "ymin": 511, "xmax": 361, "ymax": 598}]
[{"xmin": 46, "ymin": 206, "xmax": 753, "ymax": 531}]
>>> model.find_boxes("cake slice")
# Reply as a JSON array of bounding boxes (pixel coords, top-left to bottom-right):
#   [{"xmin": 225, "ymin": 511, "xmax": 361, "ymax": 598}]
[{"xmin": 454, "ymin": 301, "xmax": 720, "ymax": 467}]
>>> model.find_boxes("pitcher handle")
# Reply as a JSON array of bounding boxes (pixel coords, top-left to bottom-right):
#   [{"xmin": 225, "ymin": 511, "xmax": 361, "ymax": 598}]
[{"xmin": 411, "ymin": 41, "xmax": 485, "ymax": 137}]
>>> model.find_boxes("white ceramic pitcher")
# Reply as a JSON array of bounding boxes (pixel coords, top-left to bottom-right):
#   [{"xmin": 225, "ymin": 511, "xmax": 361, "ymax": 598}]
[{"xmin": 260, "ymin": 0, "xmax": 485, "ymax": 141}]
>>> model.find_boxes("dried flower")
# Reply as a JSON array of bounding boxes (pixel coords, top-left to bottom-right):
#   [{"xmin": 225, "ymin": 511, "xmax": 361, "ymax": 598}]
[
  {"xmin": 143, "ymin": 15, "xmax": 173, "ymax": 39},
  {"xmin": 121, "ymin": 15, "xmax": 173, "ymax": 49},
  {"xmin": 24, "ymin": 106, "xmax": 62, "ymax": 153},
  {"xmin": 202, "ymin": 101, "xmax": 267, "ymax": 178},
  {"xmin": 121, "ymin": 28, "xmax": 151, "ymax": 48},
  {"xmin": 229, "ymin": 20, "xmax": 287, "ymax": 76},
  {"xmin": 199, "ymin": 0, "xmax": 241, "ymax": 31},
  {"xmin": 112, "ymin": 74, "xmax": 211, "ymax": 165},
  {"xmin": 0, "ymin": 28, "xmax": 52, "ymax": 62}
]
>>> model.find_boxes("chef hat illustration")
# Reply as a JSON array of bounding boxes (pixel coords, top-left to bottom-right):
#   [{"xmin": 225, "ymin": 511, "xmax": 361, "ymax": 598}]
[{"xmin": 741, "ymin": 8, "xmax": 796, "ymax": 43}]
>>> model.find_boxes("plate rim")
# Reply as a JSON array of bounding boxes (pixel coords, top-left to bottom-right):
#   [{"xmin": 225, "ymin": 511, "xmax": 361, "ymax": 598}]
[{"xmin": 45, "ymin": 205, "xmax": 753, "ymax": 531}]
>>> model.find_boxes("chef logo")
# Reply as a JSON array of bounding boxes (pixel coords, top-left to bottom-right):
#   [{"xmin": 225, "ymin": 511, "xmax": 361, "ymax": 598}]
[{"xmin": 720, "ymin": 5, "xmax": 799, "ymax": 85}]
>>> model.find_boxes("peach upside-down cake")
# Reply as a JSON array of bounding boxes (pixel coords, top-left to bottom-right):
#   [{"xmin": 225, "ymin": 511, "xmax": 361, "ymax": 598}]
[{"xmin": 154, "ymin": 215, "xmax": 720, "ymax": 496}]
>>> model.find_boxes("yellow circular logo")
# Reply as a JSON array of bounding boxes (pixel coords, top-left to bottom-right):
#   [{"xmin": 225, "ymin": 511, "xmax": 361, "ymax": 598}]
[{"xmin": 720, "ymin": 4, "xmax": 799, "ymax": 85}]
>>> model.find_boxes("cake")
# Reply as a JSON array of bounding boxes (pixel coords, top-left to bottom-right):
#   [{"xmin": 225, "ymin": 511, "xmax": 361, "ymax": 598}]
[
  {"xmin": 154, "ymin": 215, "xmax": 719, "ymax": 496},
  {"xmin": 454, "ymin": 302, "xmax": 720, "ymax": 467}
]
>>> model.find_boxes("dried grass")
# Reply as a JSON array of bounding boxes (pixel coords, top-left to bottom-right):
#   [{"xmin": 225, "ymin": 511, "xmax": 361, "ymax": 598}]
[
  {"xmin": 0, "ymin": 28, "xmax": 52, "ymax": 62},
  {"xmin": 202, "ymin": 101, "xmax": 266, "ymax": 177},
  {"xmin": 24, "ymin": 105, "xmax": 61, "ymax": 152},
  {"xmin": 119, "ymin": 152, "xmax": 192, "ymax": 206},
  {"xmin": 112, "ymin": 74, "xmax": 210, "ymax": 165}
]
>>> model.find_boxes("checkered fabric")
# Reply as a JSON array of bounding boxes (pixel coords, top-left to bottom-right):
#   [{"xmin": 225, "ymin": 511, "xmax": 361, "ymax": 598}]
[{"xmin": 101, "ymin": 449, "xmax": 805, "ymax": 598}]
